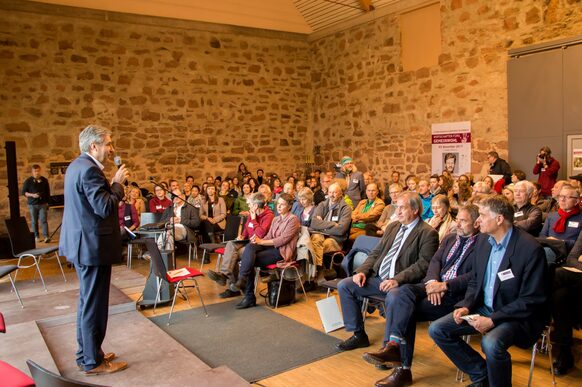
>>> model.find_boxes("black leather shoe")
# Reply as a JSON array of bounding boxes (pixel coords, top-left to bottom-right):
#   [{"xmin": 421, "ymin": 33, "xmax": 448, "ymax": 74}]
[
  {"xmin": 336, "ymin": 333, "xmax": 370, "ymax": 351},
  {"xmin": 207, "ymin": 270, "xmax": 228, "ymax": 286},
  {"xmin": 375, "ymin": 367, "xmax": 412, "ymax": 387},
  {"xmin": 235, "ymin": 297, "xmax": 256, "ymax": 309},
  {"xmin": 466, "ymin": 378, "xmax": 489, "ymax": 387},
  {"xmin": 219, "ymin": 289, "xmax": 241, "ymax": 298},
  {"xmin": 553, "ymin": 352, "xmax": 574, "ymax": 375}
]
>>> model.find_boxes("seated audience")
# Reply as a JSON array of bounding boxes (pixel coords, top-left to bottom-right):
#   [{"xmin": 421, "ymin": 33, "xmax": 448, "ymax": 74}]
[
  {"xmin": 309, "ymin": 182, "xmax": 352, "ymax": 275},
  {"xmin": 540, "ymin": 184, "xmax": 582, "ymax": 257},
  {"xmin": 314, "ymin": 173, "xmax": 332, "ymax": 205},
  {"xmin": 167, "ymin": 179, "xmax": 180, "ymax": 200},
  {"xmin": 335, "ymin": 191, "xmax": 439, "ymax": 351},
  {"xmin": 183, "ymin": 181, "xmax": 193, "ymax": 200},
  {"xmin": 232, "ymin": 193, "xmax": 300, "ymax": 309},
  {"xmin": 427, "ymin": 195, "xmax": 457, "ymax": 242},
  {"xmin": 118, "ymin": 198, "xmax": 139, "ymax": 240},
  {"xmin": 511, "ymin": 169, "xmax": 526, "ymax": 184},
  {"xmin": 501, "ymin": 184, "xmax": 514, "ymax": 204},
  {"xmin": 552, "ymin": 231, "xmax": 582, "ymax": 375},
  {"xmin": 207, "ymin": 192, "xmax": 274, "ymax": 298},
  {"xmin": 429, "ymin": 195, "xmax": 547, "ymax": 387},
  {"xmin": 248, "ymin": 177, "xmax": 258, "ymax": 193},
  {"xmin": 292, "ymin": 187, "xmax": 316, "ymax": 226},
  {"xmin": 219, "ymin": 181, "xmax": 236, "ymax": 213},
  {"xmin": 149, "ymin": 185, "xmax": 172, "ymax": 214},
  {"xmin": 128, "ymin": 186, "xmax": 146, "ymax": 216},
  {"xmin": 482, "ymin": 175, "xmax": 495, "ymax": 190},
  {"xmin": 349, "ymin": 183, "xmax": 385, "ymax": 241},
  {"xmin": 231, "ymin": 176, "xmax": 241, "ymax": 196},
  {"xmin": 405, "ymin": 175, "xmax": 418, "ymax": 192},
  {"xmin": 153, "ymin": 189, "xmax": 200, "ymax": 252},
  {"xmin": 233, "ymin": 182, "xmax": 253, "ymax": 216},
  {"xmin": 258, "ymin": 184, "xmax": 275, "ymax": 213},
  {"xmin": 336, "ymin": 156, "xmax": 366, "ymax": 205},
  {"xmin": 513, "ymin": 180, "xmax": 543, "ymax": 236},
  {"xmin": 364, "ymin": 205, "xmax": 482, "ymax": 387},
  {"xmin": 187, "ymin": 185, "xmax": 203, "ymax": 208},
  {"xmin": 539, "ymin": 179, "xmax": 566, "ymax": 221},
  {"xmin": 295, "ymin": 180, "xmax": 305, "ymax": 194},
  {"xmin": 417, "ymin": 180, "xmax": 433, "ymax": 220},
  {"xmin": 256, "ymin": 168, "xmax": 264, "ymax": 185},
  {"xmin": 429, "ymin": 174, "xmax": 443, "ymax": 196},
  {"xmin": 367, "ymin": 183, "xmax": 403, "ymax": 236},
  {"xmin": 199, "ymin": 185, "xmax": 227, "ymax": 243},
  {"xmin": 272, "ymin": 177, "xmax": 283, "ymax": 196},
  {"xmin": 472, "ymin": 181, "xmax": 491, "ymax": 196}
]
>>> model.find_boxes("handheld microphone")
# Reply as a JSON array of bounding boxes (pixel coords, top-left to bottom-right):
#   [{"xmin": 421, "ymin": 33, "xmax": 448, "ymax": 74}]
[{"xmin": 114, "ymin": 156, "xmax": 123, "ymax": 169}]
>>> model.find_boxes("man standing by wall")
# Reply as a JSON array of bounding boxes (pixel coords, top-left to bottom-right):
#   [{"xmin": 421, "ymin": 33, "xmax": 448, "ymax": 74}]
[
  {"xmin": 336, "ymin": 156, "xmax": 366, "ymax": 205},
  {"xmin": 59, "ymin": 125, "xmax": 129, "ymax": 375},
  {"xmin": 21, "ymin": 164, "xmax": 51, "ymax": 242}
]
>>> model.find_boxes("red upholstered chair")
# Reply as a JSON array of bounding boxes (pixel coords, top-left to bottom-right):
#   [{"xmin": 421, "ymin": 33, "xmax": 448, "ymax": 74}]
[
  {"xmin": 0, "ymin": 312, "xmax": 5, "ymax": 333},
  {"xmin": 0, "ymin": 361, "xmax": 35, "ymax": 387},
  {"xmin": 259, "ymin": 261, "xmax": 308, "ymax": 309},
  {"xmin": 144, "ymin": 239, "xmax": 208, "ymax": 325}
]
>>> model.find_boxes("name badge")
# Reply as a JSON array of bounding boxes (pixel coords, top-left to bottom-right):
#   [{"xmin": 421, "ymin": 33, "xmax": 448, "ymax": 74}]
[
  {"xmin": 514, "ymin": 211, "xmax": 524, "ymax": 217},
  {"xmin": 568, "ymin": 221, "xmax": 579, "ymax": 228},
  {"xmin": 249, "ymin": 222, "xmax": 254, "ymax": 228},
  {"xmin": 352, "ymin": 179, "xmax": 358, "ymax": 184},
  {"xmin": 156, "ymin": 205, "xmax": 162, "ymax": 210},
  {"xmin": 124, "ymin": 215, "xmax": 131, "ymax": 221},
  {"xmin": 497, "ymin": 269, "xmax": 514, "ymax": 282},
  {"xmin": 541, "ymin": 168, "xmax": 546, "ymax": 172},
  {"xmin": 331, "ymin": 216, "xmax": 339, "ymax": 222}
]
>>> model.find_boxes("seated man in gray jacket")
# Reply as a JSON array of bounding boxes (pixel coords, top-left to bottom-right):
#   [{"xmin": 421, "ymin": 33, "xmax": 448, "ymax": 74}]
[
  {"xmin": 335, "ymin": 191, "xmax": 439, "ymax": 352},
  {"xmin": 309, "ymin": 182, "xmax": 352, "ymax": 276}
]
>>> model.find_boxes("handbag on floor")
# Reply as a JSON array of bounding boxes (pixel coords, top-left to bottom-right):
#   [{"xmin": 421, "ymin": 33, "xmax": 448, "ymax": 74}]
[{"xmin": 262, "ymin": 277, "xmax": 296, "ymax": 308}]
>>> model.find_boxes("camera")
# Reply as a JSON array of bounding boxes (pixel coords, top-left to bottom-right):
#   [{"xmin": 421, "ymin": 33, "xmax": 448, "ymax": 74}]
[{"xmin": 537, "ymin": 153, "xmax": 546, "ymax": 160}]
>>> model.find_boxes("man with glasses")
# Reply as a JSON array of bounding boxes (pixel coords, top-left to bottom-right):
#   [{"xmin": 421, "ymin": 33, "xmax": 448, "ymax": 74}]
[
  {"xmin": 539, "ymin": 184, "xmax": 582, "ymax": 263},
  {"xmin": 335, "ymin": 191, "xmax": 439, "ymax": 352}
]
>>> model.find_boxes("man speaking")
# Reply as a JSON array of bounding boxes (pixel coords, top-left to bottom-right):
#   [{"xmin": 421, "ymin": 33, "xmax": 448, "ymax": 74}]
[{"xmin": 59, "ymin": 125, "xmax": 129, "ymax": 375}]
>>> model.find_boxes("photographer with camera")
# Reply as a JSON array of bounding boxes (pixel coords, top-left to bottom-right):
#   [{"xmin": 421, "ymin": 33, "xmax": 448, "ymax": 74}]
[{"xmin": 533, "ymin": 146, "xmax": 560, "ymax": 199}]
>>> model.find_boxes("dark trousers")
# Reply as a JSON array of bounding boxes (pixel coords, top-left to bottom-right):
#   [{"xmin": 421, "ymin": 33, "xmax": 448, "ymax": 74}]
[
  {"xmin": 553, "ymin": 267, "xmax": 582, "ymax": 347},
  {"xmin": 239, "ymin": 244, "xmax": 282, "ymax": 297},
  {"xmin": 385, "ymin": 283, "xmax": 460, "ymax": 367},
  {"xmin": 75, "ymin": 263, "xmax": 112, "ymax": 371},
  {"xmin": 201, "ymin": 220, "xmax": 223, "ymax": 243},
  {"xmin": 338, "ymin": 276, "xmax": 386, "ymax": 333},
  {"xmin": 28, "ymin": 203, "xmax": 49, "ymax": 238},
  {"xmin": 429, "ymin": 312, "xmax": 529, "ymax": 387}
]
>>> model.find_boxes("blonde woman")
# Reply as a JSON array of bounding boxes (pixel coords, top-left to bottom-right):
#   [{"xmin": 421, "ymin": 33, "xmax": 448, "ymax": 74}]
[
  {"xmin": 427, "ymin": 194, "xmax": 457, "ymax": 242},
  {"xmin": 128, "ymin": 186, "xmax": 146, "ymax": 216}
]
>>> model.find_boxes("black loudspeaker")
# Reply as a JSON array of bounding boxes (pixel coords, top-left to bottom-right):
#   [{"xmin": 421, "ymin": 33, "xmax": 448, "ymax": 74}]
[
  {"xmin": 138, "ymin": 250, "xmax": 175, "ymax": 309},
  {"xmin": 5, "ymin": 141, "xmax": 20, "ymax": 219}
]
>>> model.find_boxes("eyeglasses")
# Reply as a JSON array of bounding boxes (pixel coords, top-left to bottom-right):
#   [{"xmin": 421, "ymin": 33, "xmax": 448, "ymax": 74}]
[{"xmin": 558, "ymin": 195, "xmax": 579, "ymax": 201}]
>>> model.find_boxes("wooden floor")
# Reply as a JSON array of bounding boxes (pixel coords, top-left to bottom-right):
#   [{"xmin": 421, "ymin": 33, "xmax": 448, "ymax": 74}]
[{"xmin": 2, "ymin": 245, "xmax": 581, "ymax": 387}]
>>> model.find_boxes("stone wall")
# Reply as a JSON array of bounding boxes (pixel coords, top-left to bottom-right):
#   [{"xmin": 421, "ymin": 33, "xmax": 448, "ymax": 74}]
[
  {"xmin": 1, "ymin": 0, "xmax": 582, "ymax": 236},
  {"xmin": 310, "ymin": 0, "xmax": 582, "ymax": 180},
  {"xmin": 0, "ymin": 3, "xmax": 311, "ymax": 234}
]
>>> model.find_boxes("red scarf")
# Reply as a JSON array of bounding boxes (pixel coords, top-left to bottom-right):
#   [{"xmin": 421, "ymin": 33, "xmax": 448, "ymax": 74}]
[{"xmin": 553, "ymin": 207, "xmax": 581, "ymax": 233}]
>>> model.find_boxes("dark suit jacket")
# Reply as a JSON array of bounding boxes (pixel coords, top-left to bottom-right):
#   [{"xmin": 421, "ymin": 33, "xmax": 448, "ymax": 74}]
[
  {"xmin": 456, "ymin": 226, "xmax": 548, "ymax": 344},
  {"xmin": 356, "ymin": 219, "xmax": 439, "ymax": 285},
  {"xmin": 160, "ymin": 203, "xmax": 201, "ymax": 243},
  {"xmin": 59, "ymin": 153, "xmax": 124, "ymax": 266},
  {"xmin": 423, "ymin": 232, "xmax": 485, "ymax": 298}
]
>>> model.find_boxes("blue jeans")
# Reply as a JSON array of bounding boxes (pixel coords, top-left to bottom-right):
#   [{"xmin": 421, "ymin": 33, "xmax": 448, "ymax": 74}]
[
  {"xmin": 429, "ymin": 312, "xmax": 523, "ymax": 387},
  {"xmin": 29, "ymin": 203, "xmax": 49, "ymax": 239}
]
